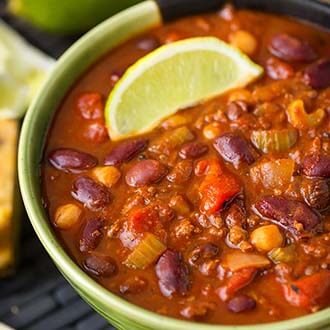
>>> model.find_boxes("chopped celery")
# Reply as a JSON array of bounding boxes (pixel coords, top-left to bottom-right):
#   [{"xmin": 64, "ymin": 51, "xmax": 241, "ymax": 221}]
[
  {"xmin": 286, "ymin": 99, "xmax": 325, "ymax": 129},
  {"xmin": 124, "ymin": 233, "xmax": 166, "ymax": 269},
  {"xmin": 251, "ymin": 129, "xmax": 298, "ymax": 153},
  {"xmin": 268, "ymin": 245, "xmax": 296, "ymax": 264},
  {"xmin": 149, "ymin": 126, "xmax": 194, "ymax": 155}
]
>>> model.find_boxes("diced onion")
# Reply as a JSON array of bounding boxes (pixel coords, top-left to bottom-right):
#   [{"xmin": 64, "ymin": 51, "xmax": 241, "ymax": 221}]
[
  {"xmin": 250, "ymin": 158, "xmax": 295, "ymax": 188},
  {"xmin": 223, "ymin": 250, "xmax": 270, "ymax": 271}
]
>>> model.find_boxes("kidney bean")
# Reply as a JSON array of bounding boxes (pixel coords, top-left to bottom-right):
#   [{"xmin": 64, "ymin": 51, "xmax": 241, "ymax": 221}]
[
  {"xmin": 79, "ymin": 218, "xmax": 104, "ymax": 252},
  {"xmin": 167, "ymin": 160, "xmax": 193, "ymax": 183},
  {"xmin": 179, "ymin": 142, "xmax": 209, "ymax": 159},
  {"xmin": 49, "ymin": 148, "xmax": 98, "ymax": 173},
  {"xmin": 301, "ymin": 178, "xmax": 330, "ymax": 211},
  {"xmin": 268, "ymin": 33, "xmax": 316, "ymax": 62},
  {"xmin": 266, "ymin": 57, "xmax": 294, "ymax": 80},
  {"xmin": 104, "ymin": 139, "xmax": 148, "ymax": 166},
  {"xmin": 226, "ymin": 101, "xmax": 249, "ymax": 121},
  {"xmin": 214, "ymin": 133, "xmax": 255, "ymax": 166},
  {"xmin": 76, "ymin": 92, "xmax": 104, "ymax": 120},
  {"xmin": 254, "ymin": 196, "xmax": 320, "ymax": 238},
  {"xmin": 155, "ymin": 249, "xmax": 190, "ymax": 297},
  {"xmin": 302, "ymin": 154, "xmax": 330, "ymax": 178},
  {"xmin": 227, "ymin": 295, "xmax": 256, "ymax": 313},
  {"xmin": 72, "ymin": 176, "xmax": 111, "ymax": 210},
  {"xmin": 110, "ymin": 69, "xmax": 125, "ymax": 86},
  {"xmin": 83, "ymin": 255, "xmax": 117, "ymax": 277},
  {"xmin": 136, "ymin": 37, "xmax": 160, "ymax": 51},
  {"xmin": 304, "ymin": 59, "xmax": 330, "ymax": 89},
  {"xmin": 218, "ymin": 4, "xmax": 235, "ymax": 21},
  {"xmin": 188, "ymin": 243, "xmax": 220, "ymax": 267},
  {"xmin": 84, "ymin": 122, "xmax": 108, "ymax": 144},
  {"xmin": 126, "ymin": 159, "xmax": 167, "ymax": 187},
  {"xmin": 225, "ymin": 197, "xmax": 247, "ymax": 229}
]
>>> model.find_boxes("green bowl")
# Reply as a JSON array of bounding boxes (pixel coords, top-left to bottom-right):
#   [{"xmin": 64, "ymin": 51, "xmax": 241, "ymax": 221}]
[{"xmin": 18, "ymin": 1, "xmax": 330, "ymax": 330}]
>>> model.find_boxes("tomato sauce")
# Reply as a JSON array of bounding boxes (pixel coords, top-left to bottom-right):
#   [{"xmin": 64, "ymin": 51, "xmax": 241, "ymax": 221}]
[{"xmin": 42, "ymin": 6, "xmax": 330, "ymax": 325}]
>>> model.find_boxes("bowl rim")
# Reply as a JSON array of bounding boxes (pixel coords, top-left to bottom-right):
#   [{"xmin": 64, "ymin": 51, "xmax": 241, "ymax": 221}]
[{"xmin": 18, "ymin": 1, "xmax": 330, "ymax": 330}]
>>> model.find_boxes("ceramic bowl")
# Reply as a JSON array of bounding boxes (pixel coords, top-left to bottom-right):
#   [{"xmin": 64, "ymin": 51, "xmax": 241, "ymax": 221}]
[{"xmin": 18, "ymin": 1, "xmax": 330, "ymax": 329}]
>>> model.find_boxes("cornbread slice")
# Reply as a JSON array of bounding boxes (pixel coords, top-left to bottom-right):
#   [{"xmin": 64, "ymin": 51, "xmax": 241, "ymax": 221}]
[{"xmin": 0, "ymin": 119, "xmax": 21, "ymax": 277}]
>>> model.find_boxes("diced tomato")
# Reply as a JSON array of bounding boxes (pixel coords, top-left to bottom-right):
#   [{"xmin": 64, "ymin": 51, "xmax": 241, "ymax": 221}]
[
  {"xmin": 197, "ymin": 159, "xmax": 241, "ymax": 215},
  {"xmin": 282, "ymin": 270, "xmax": 330, "ymax": 311},
  {"xmin": 77, "ymin": 92, "xmax": 104, "ymax": 120},
  {"xmin": 120, "ymin": 206, "xmax": 162, "ymax": 249},
  {"xmin": 128, "ymin": 206, "xmax": 160, "ymax": 233},
  {"xmin": 216, "ymin": 267, "xmax": 257, "ymax": 301},
  {"xmin": 195, "ymin": 159, "xmax": 210, "ymax": 176}
]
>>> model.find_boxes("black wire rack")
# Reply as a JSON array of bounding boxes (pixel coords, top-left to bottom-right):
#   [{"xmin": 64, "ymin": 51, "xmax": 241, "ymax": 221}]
[
  {"xmin": 0, "ymin": 219, "xmax": 115, "ymax": 330},
  {"xmin": 0, "ymin": 2, "xmax": 116, "ymax": 328}
]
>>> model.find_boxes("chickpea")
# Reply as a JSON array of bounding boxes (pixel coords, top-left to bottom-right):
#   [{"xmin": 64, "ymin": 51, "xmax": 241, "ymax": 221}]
[
  {"xmin": 228, "ymin": 88, "xmax": 252, "ymax": 103},
  {"xmin": 92, "ymin": 166, "xmax": 121, "ymax": 188},
  {"xmin": 163, "ymin": 31, "xmax": 182, "ymax": 44},
  {"xmin": 169, "ymin": 195, "xmax": 191, "ymax": 216},
  {"xmin": 54, "ymin": 203, "xmax": 82, "ymax": 229},
  {"xmin": 162, "ymin": 114, "xmax": 190, "ymax": 129},
  {"xmin": 195, "ymin": 18, "xmax": 210, "ymax": 31},
  {"xmin": 250, "ymin": 224, "xmax": 283, "ymax": 252},
  {"xmin": 203, "ymin": 123, "xmax": 222, "ymax": 140},
  {"xmin": 229, "ymin": 30, "xmax": 257, "ymax": 55}
]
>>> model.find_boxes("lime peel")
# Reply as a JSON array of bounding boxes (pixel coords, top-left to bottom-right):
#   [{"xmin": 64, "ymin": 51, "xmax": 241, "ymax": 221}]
[{"xmin": 105, "ymin": 37, "xmax": 263, "ymax": 141}]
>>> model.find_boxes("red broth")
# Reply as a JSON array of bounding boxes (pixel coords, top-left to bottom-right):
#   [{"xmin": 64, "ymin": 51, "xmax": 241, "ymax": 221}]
[{"xmin": 42, "ymin": 7, "xmax": 330, "ymax": 325}]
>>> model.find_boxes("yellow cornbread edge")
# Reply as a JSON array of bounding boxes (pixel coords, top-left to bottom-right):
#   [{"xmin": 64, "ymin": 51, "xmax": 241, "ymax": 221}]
[{"xmin": 0, "ymin": 119, "xmax": 21, "ymax": 276}]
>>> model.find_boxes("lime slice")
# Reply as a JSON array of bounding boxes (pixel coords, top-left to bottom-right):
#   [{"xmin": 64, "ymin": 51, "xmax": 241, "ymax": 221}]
[
  {"xmin": 105, "ymin": 37, "xmax": 263, "ymax": 140},
  {"xmin": 0, "ymin": 20, "xmax": 55, "ymax": 119}
]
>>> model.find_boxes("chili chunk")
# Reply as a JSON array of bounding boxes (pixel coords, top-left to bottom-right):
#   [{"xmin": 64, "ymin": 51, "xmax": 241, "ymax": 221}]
[{"xmin": 42, "ymin": 5, "xmax": 330, "ymax": 326}]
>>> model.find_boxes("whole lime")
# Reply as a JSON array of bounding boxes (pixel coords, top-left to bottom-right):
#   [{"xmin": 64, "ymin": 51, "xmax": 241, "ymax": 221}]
[{"xmin": 8, "ymin": 0, "xmax": 143, "ymax": 35}]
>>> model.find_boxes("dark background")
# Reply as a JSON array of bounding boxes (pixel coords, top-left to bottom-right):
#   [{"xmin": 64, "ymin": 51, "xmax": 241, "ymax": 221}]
[{"xmin": 0, "ymin": 1, "xmax": 115, "ymax": 329}]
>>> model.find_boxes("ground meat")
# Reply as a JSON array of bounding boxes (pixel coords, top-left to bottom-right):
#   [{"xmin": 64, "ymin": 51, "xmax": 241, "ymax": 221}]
[
  {"xmin": 172, "ymin": 218, "xmax": 196, "ymax": 239},
  {"xmin": 180, "ymin": 301, "xmax": 216, "ymax": 319},
  {"xmin": 119, "ymin": 276, "xmax": 148, "ymax": 294},
  {"xmin": 225, "ymin": 198, "xmax": 247, "ymax": 228}
]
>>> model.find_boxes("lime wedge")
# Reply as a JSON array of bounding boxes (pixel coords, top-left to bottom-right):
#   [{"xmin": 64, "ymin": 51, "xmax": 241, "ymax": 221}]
[
  {"xmin": 105, "ymin": 37, "xmax": 263, "ymax": 140},
  {"xmin": 0, "ymin": 20, "xmax": 55, "ymax": 119},
  {"xmin": 9, "ymin": 0, "xmax": 142, "ymax": 35}
]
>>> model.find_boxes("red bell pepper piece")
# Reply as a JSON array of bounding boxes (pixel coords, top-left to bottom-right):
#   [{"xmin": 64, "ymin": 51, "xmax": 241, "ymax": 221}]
[
  {"xmin": 120, "ymin": 206, "xmax": 161, "ymax": 249},
  {"xmin": 216, "ymin": 267, "xmax": 257, "ymax": 301},
  {"xmin": 282, "ymin": 270, "xmax": 330, "ymax": 311},
  {"xmin": 197, "ymin": 158, "xmax": 241, "ymax": 215}
]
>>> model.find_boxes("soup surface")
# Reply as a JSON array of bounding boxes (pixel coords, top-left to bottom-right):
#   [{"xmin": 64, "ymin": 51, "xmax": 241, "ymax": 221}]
[{"xmin": 42, "ymin": 5, "xmax": 330, "ymax": 325}]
